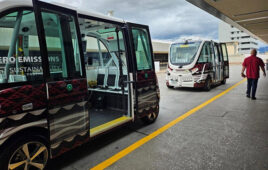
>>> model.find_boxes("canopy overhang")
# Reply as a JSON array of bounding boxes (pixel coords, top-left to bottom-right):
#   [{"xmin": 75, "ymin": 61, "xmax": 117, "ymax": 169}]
[{"xmin": 186, "ymin": 0, "xmax": 268, "ymax": 44}]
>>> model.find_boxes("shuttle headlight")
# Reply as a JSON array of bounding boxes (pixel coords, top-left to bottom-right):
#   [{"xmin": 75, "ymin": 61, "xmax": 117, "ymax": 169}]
[{"xmin": 190, "ymin": 67, "xmax": 199, "ymax": 74}]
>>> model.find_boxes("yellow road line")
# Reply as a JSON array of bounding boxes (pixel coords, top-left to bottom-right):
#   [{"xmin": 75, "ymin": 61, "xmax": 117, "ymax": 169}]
[{"xmin": 91, "ymin": 79, "xmax": 246, "ymax": 170}]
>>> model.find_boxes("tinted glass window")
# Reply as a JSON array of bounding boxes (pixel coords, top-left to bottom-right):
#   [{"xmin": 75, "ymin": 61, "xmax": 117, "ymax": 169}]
[
  {"xmin": 198, "ymin": 42, "xmax": 212, "ymax": 63},
  {"xmin": 84, "ymin": 37, "xmax": 100, "ymax": 67},
  {"xmin": 41, "ymin": 12, "xmax": 68, "ymax": 79},
  {"xmin": 132, "ymin": 28, "xmax": 153, "ymax": 70},
  {"xmin": 170, "ymin": 42, "xmax": 201, "ymax": 65},
  {"xmin": 0, "ymin": 10, "xmax": 42, "ymax": 84},
  {"xmin": 41, "ymin": 10, "xmax": 82, "ymax": 80},
  {"xmin": 70, "ymin": 19, "xmax": 82, "ymax": 76},
  {"xmin": 221, "ymin": 44, "xmax": 228, "ymax": 61},
  {"xmin": 213, "ymin": 45, "xmax": 220, "ymax": 63}
]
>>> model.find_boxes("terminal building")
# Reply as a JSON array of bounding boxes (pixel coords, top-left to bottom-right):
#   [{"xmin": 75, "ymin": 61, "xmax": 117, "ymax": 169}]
[
  {"xmin": 152, "ymin": 40, "xmax": 170, "ymax": 69},
  {"xmin": 219, "ymin": 21, "xmax": 258, "ymax": 54}
]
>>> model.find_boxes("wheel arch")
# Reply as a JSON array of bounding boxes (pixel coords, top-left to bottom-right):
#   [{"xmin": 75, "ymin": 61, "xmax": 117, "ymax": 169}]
[{"xmin": 0, "ymin": 126, "xmax": 50, "ymax": 152}]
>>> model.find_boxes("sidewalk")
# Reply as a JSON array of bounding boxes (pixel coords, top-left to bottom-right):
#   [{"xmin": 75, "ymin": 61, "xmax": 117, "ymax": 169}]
[{"xmin": 108, "ymin": 69, "xmax": 268, "ymax": 170}]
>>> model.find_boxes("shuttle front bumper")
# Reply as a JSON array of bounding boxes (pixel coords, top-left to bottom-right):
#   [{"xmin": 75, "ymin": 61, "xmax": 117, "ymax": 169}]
[{"xmin": 166, "ymin": 72, "xmax": 208, "ymax": 88}]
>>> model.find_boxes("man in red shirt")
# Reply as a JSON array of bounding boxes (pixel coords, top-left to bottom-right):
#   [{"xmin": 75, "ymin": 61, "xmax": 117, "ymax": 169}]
[{"xmin": 241, "ymin": 49, "xmax": 266, "ymax": 100}]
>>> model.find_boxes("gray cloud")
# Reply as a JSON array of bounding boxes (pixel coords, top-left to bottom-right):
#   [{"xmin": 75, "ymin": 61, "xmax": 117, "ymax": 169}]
[{"xmin": 47, "ymin": 0, "xmax": 220, "ymax": 42}]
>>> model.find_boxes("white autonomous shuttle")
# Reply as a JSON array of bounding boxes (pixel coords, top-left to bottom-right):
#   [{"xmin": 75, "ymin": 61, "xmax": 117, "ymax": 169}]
[{"xmin": 166, "ymin": 40, "xmax": 229, "ymax": 90}]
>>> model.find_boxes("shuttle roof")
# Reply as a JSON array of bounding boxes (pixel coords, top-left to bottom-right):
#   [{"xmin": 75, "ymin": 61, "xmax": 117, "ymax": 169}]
[{"xmin": 0, "ymin": 0, "xmax": 125, "ymax": 23}]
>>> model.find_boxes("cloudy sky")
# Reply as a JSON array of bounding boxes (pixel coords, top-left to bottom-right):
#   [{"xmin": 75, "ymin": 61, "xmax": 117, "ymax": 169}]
[
  {"xmin": 42, "ymin": 0, "xmax": 267, "ymax": 47},
  {"xmin": 88, "ymin": 0, "xmax": 220, "ymax": 41},
  {"xmin": 49, "ymin": 0, "xmax": 220, "ymax": 42}
]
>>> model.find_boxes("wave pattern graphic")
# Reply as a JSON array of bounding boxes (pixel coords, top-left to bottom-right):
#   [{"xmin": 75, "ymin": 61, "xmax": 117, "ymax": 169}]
[
  {"xmin": 0, "ymin": 109, "xmax": 47, "ymax": 130},
  {"xmin": 51, "ymin": 121, "xmax": 88, "ymax": 141},
  {"xmin": 0, "ymin": 120, "xmax": 47, "ymax": 145},
  {"xmin": 49, "ymin": 101, "xmax": 87, "ymax": 115},
  {"xmin": 0, "ymin": 109, "xmax": 46, "ymax": 123},
  {"xmin": 48, "ymin": 102, "xmax": 89, "ymax": 153},
  {"xmin": 51, "ymin": 130, "xmax": 89, "ymax": 158}
]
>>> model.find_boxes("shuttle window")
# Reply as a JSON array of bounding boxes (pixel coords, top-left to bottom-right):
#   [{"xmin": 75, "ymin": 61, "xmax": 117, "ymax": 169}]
[
  {"xmin": 79, "ymin": 18, "xmax": 127, "ymax": 89},
  {"xmin": 41, "ymin": 10, "xmax": 82, "ymax": 79},
  {"xmin": 132, "ymin": 28, "xmax": 153, "ymax": 70},
  {"xmin": 170, "ymin": 42, "xmax": 201, "ymax": 66},
  {"xmin": 221, "ymin": 44, "xmax": 228, "ymax": 61},
  {"xmin": 84, "ymin": 37, "xmax": 100, "ymax": 67},
  {"xmin": 83, "ymin": 36, "xmax": 113, "ymax": 67},
  {"xmin": 198, "ymin": 42, "xmax": 212, "ymax": 63},
  {"xmin": 214, "ymin": 45, "xmax": 220, "ymax": 63},
  {"xmin": 0, "ymin": 10, "xmax": 42, "ymax": 84}
]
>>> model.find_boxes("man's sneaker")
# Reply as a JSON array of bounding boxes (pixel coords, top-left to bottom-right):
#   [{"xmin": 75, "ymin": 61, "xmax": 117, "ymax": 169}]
[
  {"xmin": 252, "ymin": 97, "xmax": 257, "ymax": 100},
  {"xmin": 246, "ymin": 95, "xmax": 250, "ymax": 98}
]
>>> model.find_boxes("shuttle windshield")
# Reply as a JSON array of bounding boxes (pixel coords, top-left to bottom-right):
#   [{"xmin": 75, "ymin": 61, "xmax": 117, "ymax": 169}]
[{"xmin": 170, "ymin": 41, "xmax": 201, "ymax": 66}]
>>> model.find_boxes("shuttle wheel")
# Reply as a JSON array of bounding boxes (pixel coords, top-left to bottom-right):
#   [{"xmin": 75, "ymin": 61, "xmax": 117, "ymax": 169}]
[
  {"xmin": 0, "ymin": 135, "xmax": 49, "ymax": 170},
  {"xmin": 204, "ymin": 78, "xmax": 211, "ymax": 91},
  {"xmin": 221, "ymin": 79, "xmax": 226, "ymax": 84},
  {"xmin": 141, "ymin": 105, "xmax": 159, "ymax": 124},
  {"xmin": 167, "ymin": 85, "xmax": 174, "ymax": 89}
]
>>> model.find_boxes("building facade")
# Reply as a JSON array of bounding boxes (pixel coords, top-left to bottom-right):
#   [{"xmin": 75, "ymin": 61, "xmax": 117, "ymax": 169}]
[
  {"xmin": 219, "ymin": 21, "xmax": 258, "ymax": 54},
  {"xmin": 152, "ymin": 40, "xmax": 171, "ymax": 69},
  {"xmin": 225, "ymin": 42, "xmax": 239, "ymax": 56}
]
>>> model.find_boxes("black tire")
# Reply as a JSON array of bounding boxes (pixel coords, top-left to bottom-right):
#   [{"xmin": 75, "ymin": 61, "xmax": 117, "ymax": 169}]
[
  {"xmin": 204, "ymin": 78, "xmax": 212, "ymax": 91},
  {"xmin": 221, "ymin": 79, "xmax": 226, "ymax": 84},
  {"xmin": 167, "ymin": 85, "xmax": 174, "ymax": 89},
  {"xmin": 141, "ymin": 105, "xmax": 159, "ymax": 124},
  {"xmin": 0, "ymin": 135, "xmax": 49, "ymax": 170}
]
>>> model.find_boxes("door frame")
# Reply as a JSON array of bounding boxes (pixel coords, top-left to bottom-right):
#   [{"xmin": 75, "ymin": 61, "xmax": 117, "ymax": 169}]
[
  {"xmin": 126, "ymin": 22, "xmax": 155, "ymax": 72},
  {"xmin": 126, "ymin": 22, "xmax": 158, "ymax": 117},
  {"xmin": 217, "ymin": 43, "xmax": 224, "ymax": 81},
  {"xmin": 220, "ymin": 43, "xmax": 230, "ymax": 79},
  {"xmin": 77, "ymin": 14, "xmax": 135, "ymax": 119},
  {"xmin": 211, "ymin": 42, "xmax": 222, "ymax": 83},
  {"xmin": 32, "ymin": 0, "xmax": 86, "ymax": 81},
  {"xmin": 32, "ymin": 0, "xmax": 89, "ymax": 157}
]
